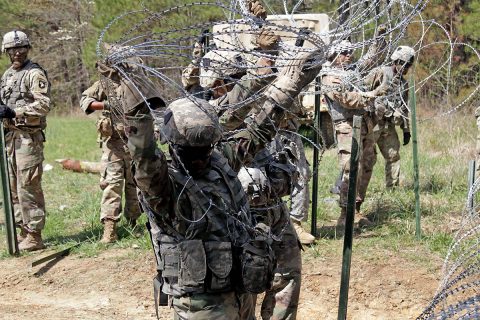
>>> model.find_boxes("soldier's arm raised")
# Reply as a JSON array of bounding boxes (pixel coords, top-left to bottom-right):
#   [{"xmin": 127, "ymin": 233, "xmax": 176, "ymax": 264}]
[
  {"xmin": 357, "ymin": 25, "xmax": 388, "ymax": 72},
  {"xmin": 125, "ymin": 103, "xmax": 172, "ymax": 214}
]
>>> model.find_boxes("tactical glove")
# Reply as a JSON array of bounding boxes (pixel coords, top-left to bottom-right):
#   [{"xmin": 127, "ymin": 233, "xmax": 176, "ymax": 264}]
[
  {"xmin": 248, "ymin": 0, "xmax": 267, "ymax": 20},
  {"xmin": 403, "ymin": 131, "xmax": 411, "ymax": 145},
  {"xmin": 376, "ymin": 24, "xmax": 387, "ymax": 36},
  {"xmin": 197, "ymin": 29, "xmax": 209, "ymax": 46},
  {"xmin": 256, "ymin": 28, "xmax": 279, "ymax": 52},
  {"xmin": 0, "ymin": 105, "xmax": 16, "ymax": 119}
]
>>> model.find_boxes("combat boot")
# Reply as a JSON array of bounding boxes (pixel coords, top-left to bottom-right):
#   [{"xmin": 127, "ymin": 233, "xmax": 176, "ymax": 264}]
[
  {"xmin": 292, "ymin": 220, "xmax": 315, "ymax": 245},
  {"xmin": 17, "ymin": 225, "xmax": 28, "ymax": 242},
  {"xmin": 19, "ymin": 231, "xmax": 46, "ymax": 251},
  {"xmin": 100, "ymin": 219, "xmax": 118, "ymax": 243}
]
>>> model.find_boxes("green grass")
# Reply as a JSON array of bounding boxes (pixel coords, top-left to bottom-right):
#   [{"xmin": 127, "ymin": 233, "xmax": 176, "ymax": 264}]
[
  {"xmin": 0, "ymin": 112, "xmax": 475, "ymax": 267},
  {"xmin": 0, "ymin": 116, "xmax": 152, "ymax": 258},
  {"xmin": 301, "ymin": 111, "xmax": 473, "ymax": 267}
]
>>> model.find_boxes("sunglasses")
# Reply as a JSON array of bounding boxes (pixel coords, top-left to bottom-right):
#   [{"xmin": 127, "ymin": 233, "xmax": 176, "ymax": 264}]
[
  {"xmin": 340, "ymin": 50, "xmax": 353, "ymax": 56},
  {"xmin": 173, "ymin": 145, "xmax": 214, "ymax": 162},
  {"xmin": 6, "ymin": 46, "xmax": 28, "ymax": 55}
]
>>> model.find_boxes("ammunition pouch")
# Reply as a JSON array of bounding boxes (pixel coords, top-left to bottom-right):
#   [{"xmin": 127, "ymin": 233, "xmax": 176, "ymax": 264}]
[
  {"xmin": 235, "ymin": 224, "xmax": 275, "ymax": 294},
  {"xmin": 159, "ymin": 239, "xmax": 233, "ymax": 294},
  {"xmin": 96, "ymin": 116, "xmax": 113, "ymax": 138}
]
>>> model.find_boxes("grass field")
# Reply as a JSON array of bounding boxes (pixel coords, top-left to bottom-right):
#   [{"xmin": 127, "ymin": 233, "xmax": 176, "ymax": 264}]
[{"xmin": 0, "ymin": 111, "xmax": 476, "ymax": 268}]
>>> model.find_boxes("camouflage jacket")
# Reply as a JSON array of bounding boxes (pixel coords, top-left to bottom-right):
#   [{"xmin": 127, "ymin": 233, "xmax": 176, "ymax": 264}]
[
  {"xmin": 0, "ymin": 60, "xmax": 50, "ymax": 132},
  {"xmin": 364, "ymin": 66, "xmax": 410, "ymax": 132}
]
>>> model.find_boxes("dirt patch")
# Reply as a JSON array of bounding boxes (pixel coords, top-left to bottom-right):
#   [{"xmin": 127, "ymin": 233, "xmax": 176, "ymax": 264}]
[{"xmin": 0, "ymin": 246, "xmax": 439, "ymax": 320}]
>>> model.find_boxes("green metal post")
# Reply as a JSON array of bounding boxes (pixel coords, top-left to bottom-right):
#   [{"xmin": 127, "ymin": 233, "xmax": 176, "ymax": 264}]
[
  {"xmin": 0, "ymin": 122, "xmax": 18, "ymax": 255},
  {"xmin": 310, "ymin": 76, "xmax": 321, "ymax": 237},
  {"xmin": 410, "ymin": 77, "xmax": 421, "ymax": 240},
  {"xmin": 468, "ymin": 160, "xmax": 476, "ymax": 211},
  {"xmin": 337, "ymin": 115, "xmax": 362, "ymax": 320}
]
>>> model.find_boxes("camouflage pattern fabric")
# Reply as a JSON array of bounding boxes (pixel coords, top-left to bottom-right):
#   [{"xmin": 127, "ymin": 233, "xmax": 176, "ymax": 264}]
[
  {"xmin": 284, "ymin": 132, "xmax": 311, "ymax": 223},
  {"xmin": 335, "ymin": 118, "xmax": 376, "ymax": 207},
  {"xmin": 1, "ymin": 60, "xmax": 50, "ymax": 132},
  {"xmin": 5, "ymin": 130, "xmax": 45, "ymax": 231},
  {"xmin": 363, "ymin": 66, "xmax": 409, "ymax": 188},
  {"xmin": 373, "ymin": 119, "xmax": 401, "ymax": 187},
  {"xmin": 125, "ymin": 100, "xmax": 255, "ymax": 319},
  {"xmin": 237, "ymin": 144, "xmax": 302, "ymax": 320},
  {"xmin": 260, "ymin": 220, "xmax": 301, "ymax": 320},
  {"xmin": 80, "ymin": 81, "xmax": 141, "ymax": 223},
  {"xmin": 172, "ymin": 292, "xmax": 255, "ymax": 320},
  {"xmin": 0, "ymin": 60, "xmax": 50, "ymax": 232},
  {"xmin": 99, "ymin": 136, "xmax": 141, "ymax": 222}
]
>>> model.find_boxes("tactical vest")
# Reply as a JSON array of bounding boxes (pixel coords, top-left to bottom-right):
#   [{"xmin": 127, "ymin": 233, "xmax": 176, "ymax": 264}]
[
  {"xmin": 322, "ymin": 67, "xmax": 366, "ymax": 122},
  {"xmin": 0, "ymin": 61, "xmax": 49, "ymax": 131},
  {"xmin": 153, "ymin": 151, "xmax": 253, "ymax": 297}
]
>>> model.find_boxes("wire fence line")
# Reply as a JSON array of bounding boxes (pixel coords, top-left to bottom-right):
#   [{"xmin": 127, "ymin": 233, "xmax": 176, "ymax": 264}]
[{"xmin": 95, "ymin": 1, "xmax": 480, "ymax": 318}]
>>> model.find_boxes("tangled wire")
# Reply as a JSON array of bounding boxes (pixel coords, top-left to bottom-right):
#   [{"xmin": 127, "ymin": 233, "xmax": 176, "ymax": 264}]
[{"xmin": 95, "ymin": 1, "xmax": 480, "ymax": 317}]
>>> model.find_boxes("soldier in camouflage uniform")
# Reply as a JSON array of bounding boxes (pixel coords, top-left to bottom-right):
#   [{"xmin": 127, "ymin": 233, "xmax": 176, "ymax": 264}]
[
  {"xmin": 80, "ymin": 46, "xmax": 164, "ymax": 243},
  {"xmin": 361, "ymin": 46, "xmax": 414, "ymax": 189},
  {"xmin": 120, "ymin": 14, "xmax": 321, "ymax": 316},
  {"xmin": 198, "ymin": 49, "xmax": 303, "ymax": 319},
  {"xmin": 0, "ymin": 30, "xmax": 51, "ymax": 251},
  {"xmin": 321, "ymin": 35, "xmax": 386, "ymax": 227},
  {"xmin": 195, "ymin": 21, "xmax": 326, "ymax": 317},
  {"xmin": 123, "ymin": 97, "xmax": 267, "ymax": 320},
  {"xmin": 80, "ymin": 80, "xmax": 142, "ymax": 243}
]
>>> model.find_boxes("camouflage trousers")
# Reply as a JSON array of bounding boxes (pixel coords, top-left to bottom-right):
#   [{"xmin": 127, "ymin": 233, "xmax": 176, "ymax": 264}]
[
  {"xmin": 5, "ymin": 130, "xmax": 46, "ymax": 232},
  {"xmin": 172, "ymin": 291, "xmax": 255, "ymax": 320},
  {"xmin": 372, "ymin": 119, "xmax": 401, "ymax": 188},
  {"xmin": 100, "ymin": 137, "xmax": 141, "ymax": 222},
  {"xmin": 286, "ymin": 133, "xmax": 311, "ymax": 223},
  {"xmin": 255, "ymin": 203, "xmax": 302, "ymax": 320},
  {"xmin": 335, "ymin": 117, "xmax": 376, "ymax": 208}
]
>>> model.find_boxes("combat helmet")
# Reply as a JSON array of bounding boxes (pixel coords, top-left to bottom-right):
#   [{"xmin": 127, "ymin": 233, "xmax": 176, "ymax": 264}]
[
  {"xmin": 391, "ymin": 45, "xmax": 415, "ymax": 64},
  {"xmin": 200, "ymin": 50, "xmax": 245, "ymax": 88},
  {"xmin": 163, "ymin": 97, "xmax": 222, "ymax": 147},
  {"xmin": 327, "ymin": 40, "xmax": 353, "ymax": 61},
  {"xmin": 2, "ymin": 30, "xmax": 31, "ymax": 53}
]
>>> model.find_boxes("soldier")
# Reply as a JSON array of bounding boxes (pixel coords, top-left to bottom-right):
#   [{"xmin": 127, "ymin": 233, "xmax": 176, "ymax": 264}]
[
  {"xmin": 321, "ymin": 37, "xmax": 385, "ymax": 227},
  {"xmin": 0, "ymin": 30, "xmax": 51, "ymax": 251},
  {"xmin": 362, "ymin": 46, "xmax": 415, "ymax": 188},
  {"xmin": 122, "ymin": 96, "xmax": 271, "ymax": 319},
  {"xmin": 81, "ymin": 48, "xmax": 163, "ymax": 243},
  {"xmin": 198, "ymin": 50, "xmax": 303, "ymax": 319},
  {"xmin": 280, "ymin": 127, "xmax": 315, "ymax": 246}
]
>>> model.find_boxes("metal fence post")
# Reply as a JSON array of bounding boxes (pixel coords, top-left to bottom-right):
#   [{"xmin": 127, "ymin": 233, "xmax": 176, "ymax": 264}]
[
  {"xmin": 337, "ymin": 115, "xmax": 362, "ymax": 320},
  {"xmin": 311, "ymin": 76, "xmax": 321, "ymax": 237},
  {"xmin": 0, "ymin": 122, "xmax": 18, "ymax": 255}
]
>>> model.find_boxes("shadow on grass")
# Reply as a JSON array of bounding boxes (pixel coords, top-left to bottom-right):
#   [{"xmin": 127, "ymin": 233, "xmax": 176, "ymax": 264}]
[
  {"xmin": 44, "ymin": 225, "xmax": 103, "ymax": 246},
  {"xmin": 315, "ymin": 224, "xmax": 365, "ymax": 240},
  {"xmin": 45, "ymin": 219, "xmax": 148, "ymax": 246}
]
